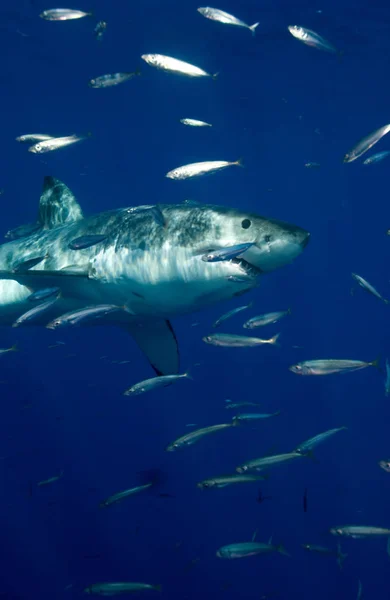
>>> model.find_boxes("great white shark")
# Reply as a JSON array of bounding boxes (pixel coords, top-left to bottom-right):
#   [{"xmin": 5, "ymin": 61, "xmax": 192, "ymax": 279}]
[{"xmin": 0, "ymin": 177, "xmax": 310, "ymax": 375}]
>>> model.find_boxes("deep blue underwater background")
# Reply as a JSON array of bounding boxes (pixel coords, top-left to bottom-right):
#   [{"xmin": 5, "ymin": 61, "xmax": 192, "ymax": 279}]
[{"xmin": 0, "ymin": 0, "xmax": 389, "ymax": 598}]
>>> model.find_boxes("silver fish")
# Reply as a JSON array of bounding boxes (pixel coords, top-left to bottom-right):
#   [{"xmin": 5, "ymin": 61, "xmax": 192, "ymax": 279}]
[
  {"xmin": 295, "ymin": 427, "xmax": 347, "ymax": 455},
  {"xmin": 37, "ymin": 470, "xmax": 63, "ymax": 486},
  {"xmin": 357, "ymin": 581, "xmax": 363, "ymax": 600},
  {"xmin": 40, "ymin": 9, "xmax": 92, "ymax": 21},
  {"xmin": 28, "ymin": 134, "xmax": 90, "ymax": 154},
  {"xmin": 89, "ymin": 71, "xmax": 140, "ymax": 89},
  {"xmin": 16, "ymin": 134, "xmax": 53, "ymax": 143},
  {"xmin": 225, "ymin": 401, "xmax": 261, "ymax": 410},
  {"xmin": 302, "ymin": 543, "xmax": 347, "ymax": 570},
  {"xmin": 236, "ymin": 452, "xmax": 303, "ymax": 473},
  {"xmin": 166, "ymin": 422, "xmax": 235, "ymax": 451},
  {"xmin": 217, "ymin": 540, "xmax": 288, "ymax": 559},
  {"xmin": 197, "ymin": 473, "xmax": 266, "ymax": 489},
  {"xmin": 289, "ymin": 357, "xmax": 380, "ymax": 375},
  {"xmin": 13, "ymin": 297, "xmax": 59, "ymax": 328},
  {"xmin": 13, "ymin": 254, "xmax": 48, "ymax": 272},
  {"xmin": 379, "ymin": 459, "xmax": 390, "ymax": 473},
  {"xmin": 68, "ymin": 234, "xmax": 107, "ymax": 250},
  {"xmin": 344, "ymin": 124, "xmax": 390, "ymax": 163},
  {"xmin": 330, "ymin": 525, "xmax": 390, "ymax": 538},
  {"xmin": 166, "ymin": 158, "xmax": 242, "ymax": 180},
  {"xmin": 385, "ymin": 358, "xmax": 390, "ymax": 396},
  {"xmin": 123, "ymin": 372, "xmax": 191, "ymax": 396},
  {"xmin": 288, "ymin": 25, "xmax": 340, "ymax": 54},
  {"xmin": 201, "ymin": 242, "xmax": 253, "ymax": 262},
  {"xmin": 84, "ymin": 582, "xmax": 161, "ymax": 595},
  {"xmin": 351, "ymin": 273, "xmax": 388, "ymax": 304},
  {"xmin": 243, "ymin": 309, "xmax": 291, "ymax": 329},
  {"xmin": 0, "ymin": 344, "xmax": 18, "ymax": 355},
  {"xmin": 94, "ymin": 20, "xmax": 107, "ymax": 41},
  {"xmin": 304, "ymin": 162, "xmax": 321, "ymax": 168},
  {"xmin": 141, "ymin": 54, "xmax": 216, "ymax": 78},
  {"xmin": 232, "ymin": 411, "xmax": 281, "ymax": 424},
  {"xmin": 203, "ymin": 332, "xmax": 280, "ymax": 347},
  {"xmin": 100, "ymin": 482, "xmax": 152, "ymax": 508},
  {"xmin": 180, "ymin": 118, "xmax": 212, "ymax": 127},
  {"xmin": 197, "ymin": 7, "xmax": 259, "ymax": 35},
  {"xmin": 5, "ymin": 222, "xmax": 41, "ymax": 240},
  {"xmin": 28, "ymin": 287, "xmax": 61, "ymax": 302},
  {"xmin": 213, "ymin": 302, "xmax": 252, "ymax": 328},
  {"xmin": 363, "ymin": 150, "xmax": 390, "ymax": 165},
  {"xmin": 46, "ymin": 305, "xmax": 125, "ymax": 329}
]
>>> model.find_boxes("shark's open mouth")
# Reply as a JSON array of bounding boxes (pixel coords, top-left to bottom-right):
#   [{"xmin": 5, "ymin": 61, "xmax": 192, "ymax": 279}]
[{"xmin": 231, "ymin": 258, "xmax": 262, "ymax": 278}]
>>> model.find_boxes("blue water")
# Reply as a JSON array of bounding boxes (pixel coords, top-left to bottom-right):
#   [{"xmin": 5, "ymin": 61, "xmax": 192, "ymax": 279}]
[{"xmin": 1, "ymin": 1, "xmax": 389, "ymax": 599}]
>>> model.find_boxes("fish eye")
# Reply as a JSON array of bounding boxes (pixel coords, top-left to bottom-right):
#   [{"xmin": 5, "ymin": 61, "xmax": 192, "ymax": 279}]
[
  {"xmin": 36, "ymin": 144, "xmax": 41, "ymax": 151},
  {"xmin": 241, "ymin": 219, "xmax": 251, "ymax": 229}
]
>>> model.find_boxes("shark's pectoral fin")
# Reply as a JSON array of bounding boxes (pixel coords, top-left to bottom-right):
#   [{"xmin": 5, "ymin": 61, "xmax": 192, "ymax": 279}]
[
  {"xmin": 119, "ymin": 319, "xmax": 179, "ymax": 376},
  {"xmin": 0, "ymin": 269, "xmax": 89, "ymax": 294}
]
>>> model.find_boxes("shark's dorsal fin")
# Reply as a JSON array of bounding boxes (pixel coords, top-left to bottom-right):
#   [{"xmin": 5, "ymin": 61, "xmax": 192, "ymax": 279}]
[{"xmin": 38, "ymin": 176, "xmax": 84, "ymax": 229}]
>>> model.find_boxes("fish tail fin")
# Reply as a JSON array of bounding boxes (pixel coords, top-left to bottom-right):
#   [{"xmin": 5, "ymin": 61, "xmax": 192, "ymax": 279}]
[
  {"xmin": 10, "ymin": 343, "xmax": 18, "ymax": 352},
  {"xmin": 234, "ymin": 157, "xmax": 244, "ymax": 168},
  {"xmin": 337, "ymin": 49, "xmax": 344, "ymax": 63},
  {"xmin": 370, "ymin": 355, "xmax": 381, "ymax": 370},
  {"xmin": 184, "ymin": 370, "xmax": 193, "ymax": 380},
  {"xmin": 249, "ymin": 22, "xmax": 260, "ymax": 35},
  {"xmin": 287, "ymin": 307, "xmax": 292, "ymax": 315},
  {"xmin": 212, "ymin": 72, "xmax": 219, "ymax": 81},
  {"xmin": 231, "ymin": 416, "xmax": 241, "ymax": 427},
  {"xmin": 135, "ymin": 68, "xmax": 141, "ymax": 76},
  {"xmin": 337, "ymin": 543, "xmax": 347, "ymax": 570},
  {"xmin": 384, "ymin": 298, "xmax": 390, "ymax": 305},
  {"xmin": 277, "ymin": 543, "xmax": 290, "ymax": 557},
  {"xmin": 305, "ymin": 450, "xmax": 318, "ymax": 462},
  {"xmin": 269, "ymin": 332, "xmax": 281, "ymax": 346},
  {"xmin": 153, "ymin": 585, "xmax": 162, "ymax": 592},
  {"xmin": 273, "ymin": 410, "xmax": 282, "ymax": 416}
]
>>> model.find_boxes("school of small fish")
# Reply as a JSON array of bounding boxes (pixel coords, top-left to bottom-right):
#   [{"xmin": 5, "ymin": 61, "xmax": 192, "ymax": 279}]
[{"xmin": 4, "ymin": 4, "xmax": 390, "ymax": 600}]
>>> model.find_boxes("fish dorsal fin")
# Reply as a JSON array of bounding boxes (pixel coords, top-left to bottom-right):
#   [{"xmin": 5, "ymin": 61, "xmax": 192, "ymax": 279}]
[{"xmin": 38, "ymin": 176, "xmax": 83, "ymax": 229}]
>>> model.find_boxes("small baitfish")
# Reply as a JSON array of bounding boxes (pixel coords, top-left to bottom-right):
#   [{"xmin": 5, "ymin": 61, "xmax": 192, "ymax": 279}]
[
  {"xmin": 288, "ymin": 25, "xmax": 340, "ymax": 54},
  {"xmin": 213, "ymin": 302, "xmax": 252, "ymax": 328},
  {"xmin": 46, "ymin": 305, "xmax": 125, "ymax": 329},
  {"xmin": 379, "ymin": 459, "xmax": 390, "ymax": 473},
  {"xmin": 100, "ymin": 482, "xmax": 153, "ymax": 508},
  {"xmin": 243, "ymin": 309, "xmax": 291, "ymax": 329},
  {"xmin": 330, "ymin": 525, "xmax": 390, "ymax": 538},
  {"xmin": 197, "ymin": 473, "xmax": 266, "ymax": 489},
  {"xmin": 302, "ymin": 543, "xmax": 347, "ymax": 570},
  {"xmin": 232, "ymin": 411, "xmax": 280, "ymax": 424},
  {"xmin": 13, "ymin": 254, "xmax": 48, "ymax": 272},
  {"xmin": 180, "ymin": 118, "xmax": 212, "ymax": 127},
  {"xmin": 84, "ymin": 582, "xmax": 161, "ymax": 595},
  {"xmin": 166, "ymin": 422, "xmax": 235, "ymax": 451},
  {"xmin": 28, "ymin": 134, "xmax": 90, "ymax": 154},
  {"xmin": 385, "ymin": 358, "xmax": 390, "ymax": 396},
  {"xmin": 343, "ymin": 123, "xmax": 390, "ymax": 163},
  {"xmin": 294, "ymin": 427, "xmax": 347, "ymax": 455},
  {"xmin": 68, "ymin": 234, "xmax": 107, "ymax": 250},
  {"xmin": 37, "ymin": 470, "xmax": 64, "ymax": 487},
  {"xmin": 225, "ymin": 400, "xmax": 262, "ymax": 410},
  {"xmin": 351, "ymin": 273, "xmax": 388, "ymax": 304},
  {"xmin": 28, "ymin": 288, "xmax": 60, "ymax": 302},
  {"xmin": 202, "ymin": 243, "xmax": 253, "ymax": 263},
  {"xmin": 203, "ymin": 333, "xmax": 280, "ymax": 347},
  {"xmin": 123, "ymin": 372, "xmax": 191, "ymax": 396},
  {"xmin": 236, "ymin": 452, "xmax": 303, "ymax": 473},
  {"xmin": 94, "ymin": 20, "xmax": 107, "ymax": 41},
  {"xmin": 0, "ymin": 344, "xmax": 18, "ymax": 356},
  {"xmin": 166, "ymin": 159, "xmax": 242, "ymax": 180},
  {"xmin": 13, "ymin": 297, "xmax": 60, "ymax": 328},
  {"xmin": 16, "ymin": 134, "xmax": 53, "ymax": 143},
  {"xmin": 197, "ymin": 7, "xmax": 259, "ymax": 35},
  {"xmin": 89, "ymin": 71, "xmax": 140, "ymax": 88},
  {"xmin": 216, "ymin": 539, "xmax": 288, "ymax": 559},
  {"xmin": 363, "ymin": 150, "xmax": 390, "ymax": 165},
  {"xmin": 40, "ymin": 9, "xmax": 92, "ymax": 20},
  {"xmin": 5, "ymin": 222, "xmax": 41, "ymax": 240},
  {"xmin": 289, "ymin": 358, "xmax": 380, "ymax": 375},
  {"xmin": 141, "ymin": 54, "xmax": 217, "ymax": 78}
]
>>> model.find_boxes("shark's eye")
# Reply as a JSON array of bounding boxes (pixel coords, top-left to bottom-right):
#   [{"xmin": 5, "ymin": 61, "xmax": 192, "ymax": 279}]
[{"xmin": 241, "ymin": 219, "xmax": 251, "ymax": 229}]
